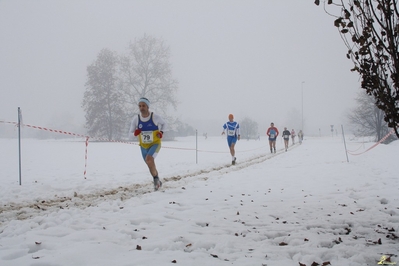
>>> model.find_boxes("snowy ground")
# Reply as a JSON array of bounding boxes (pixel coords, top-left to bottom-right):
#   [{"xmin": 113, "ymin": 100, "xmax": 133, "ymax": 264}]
[{"xmin": 0, "ymin": 135, "xmax": 398, "ymax": 266}]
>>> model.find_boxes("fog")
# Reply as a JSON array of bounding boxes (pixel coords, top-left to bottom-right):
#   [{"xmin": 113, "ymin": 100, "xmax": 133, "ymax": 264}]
[{"xmin": 0, "ymin": 0, "xmax": 360, "ymax": 137}]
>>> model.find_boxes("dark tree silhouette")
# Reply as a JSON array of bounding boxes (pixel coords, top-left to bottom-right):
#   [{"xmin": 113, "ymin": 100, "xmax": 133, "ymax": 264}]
[{"xmin": 315, "ymin": 0, "xmax": 399, "ymax": 137}]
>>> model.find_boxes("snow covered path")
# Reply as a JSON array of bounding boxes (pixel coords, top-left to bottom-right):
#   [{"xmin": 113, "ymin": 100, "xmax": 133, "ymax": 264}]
[{"xmin": 0, "ymin": 136, "xmax": 398, "ymax": 266}]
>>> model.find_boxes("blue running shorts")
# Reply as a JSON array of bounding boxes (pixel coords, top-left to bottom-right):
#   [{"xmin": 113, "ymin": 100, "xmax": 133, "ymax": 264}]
[
  {"xmin": 140, "ymin": 144, "xmax": 161, "ymax": 160},
  {"xmin": 227, "ymin": 136, "xmax": 237, "ymax": 147}
]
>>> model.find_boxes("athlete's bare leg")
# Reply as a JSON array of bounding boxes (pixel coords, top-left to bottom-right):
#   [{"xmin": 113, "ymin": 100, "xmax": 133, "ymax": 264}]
[
  {"xmin": 145, "ymin": 155, "xmax": 158, "ymax": 177},
  {"xmin": 229, "ymin": 143, "xmax": 236, "ymax": 157},
  {"xmin": 272, "ymin": 141, "xmax": 276, "ymax": 153}
]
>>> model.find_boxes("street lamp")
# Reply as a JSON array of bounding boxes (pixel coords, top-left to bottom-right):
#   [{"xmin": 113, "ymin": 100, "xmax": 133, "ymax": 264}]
[{"xmin": 301, "ymin": 81, "xmax": 305, "ymax": 131}]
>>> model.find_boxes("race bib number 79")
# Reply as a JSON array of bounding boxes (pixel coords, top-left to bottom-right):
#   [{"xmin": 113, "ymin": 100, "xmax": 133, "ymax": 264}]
[{"xmin": 141, "ymin": 131, "xmax": 154, "ymax": 144}]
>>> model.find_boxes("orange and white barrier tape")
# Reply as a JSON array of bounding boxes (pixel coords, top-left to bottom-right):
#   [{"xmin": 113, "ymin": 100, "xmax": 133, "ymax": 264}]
[
  {"xmin": 347, "ymin": 129, "xmax": 394, "ymax": 156},
  {"xmin": 1, "ymin": 120, "xmax": 93, "ymax": 177},
  {"xmin": 1, "ymin": 120, "xmax": 269, "ymax": 177}
]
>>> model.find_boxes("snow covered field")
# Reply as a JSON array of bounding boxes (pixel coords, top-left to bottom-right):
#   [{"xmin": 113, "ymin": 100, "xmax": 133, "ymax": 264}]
[{"xmin": 0, "ymin": 135, "xmax": 398, "ymax": 266}]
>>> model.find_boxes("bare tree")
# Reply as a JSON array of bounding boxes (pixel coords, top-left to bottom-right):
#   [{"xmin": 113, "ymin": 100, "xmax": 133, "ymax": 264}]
[
  {"xmin": 166, "ymin": 117, "xmax": 196, "ymax": 138},
  {"xmin": 82, "ymin": 49, "xmax": 126, "ymax": 140},
  {"xmin": 315, "ymin": 0, "xmax": 399, "ymax": 138},
  {"xmin": 240, "ymin": 117, "xmax": 259, "ymax": 140},
  {"xmin": 119, "ymin": 34, "xmax": 178, "ymax": 116},
  {"xmin": 348, "ymin": 91, "xmax": 394, "ymax": 141}
]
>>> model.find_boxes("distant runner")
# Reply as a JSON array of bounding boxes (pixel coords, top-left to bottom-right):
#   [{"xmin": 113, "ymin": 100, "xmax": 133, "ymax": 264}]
[
  {"xmin": 291, "ymin": 129, "xmax": 296, "ymax": 145},
  {"xmin": 266, "ymin": 122, "xmax": 279, "ymax": 153},
  {"xmin": 282, "ymin": 127, "xmax": 291, "ymax": 152},
  {"xmin": 222, "ymin": 114, "xmax": 241, "ymax": 165},
  {"xmin": 298, "ymin": 130, "xmax": 304, "ymax": 144}
]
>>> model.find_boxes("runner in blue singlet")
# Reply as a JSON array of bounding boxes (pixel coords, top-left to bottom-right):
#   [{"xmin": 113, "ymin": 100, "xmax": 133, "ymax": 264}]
[
  {"xmin": 129, "ymin": 97, "xmax": 166, "ymax": 191},
  {"xmin": 222, "ymin": 114, "xmax": 241, "ymax": 165}
]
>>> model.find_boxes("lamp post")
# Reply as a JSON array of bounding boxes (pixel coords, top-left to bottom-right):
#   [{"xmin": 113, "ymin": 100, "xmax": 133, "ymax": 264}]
[{"xmin": 301, "ymin": 81, "xmax": 305, "ymax": 131}]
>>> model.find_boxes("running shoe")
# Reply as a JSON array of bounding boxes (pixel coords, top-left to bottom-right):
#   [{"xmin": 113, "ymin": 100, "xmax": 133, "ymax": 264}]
[{"xmin": 153, "ymin": 176, "xmax": 162, "ymax": 191}]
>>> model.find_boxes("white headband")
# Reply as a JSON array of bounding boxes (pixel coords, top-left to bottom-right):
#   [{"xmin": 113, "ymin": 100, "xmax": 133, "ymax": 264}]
[{"xmin": 138, "ymin": 97, "xmax": 150, "ymax": 107}]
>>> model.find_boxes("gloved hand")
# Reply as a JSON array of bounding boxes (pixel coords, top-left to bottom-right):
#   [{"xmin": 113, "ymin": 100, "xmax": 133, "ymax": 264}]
[
  {"xmin": 157, "ymin": 131, "xmax": 163, "ymax": 139},
  {"xmin": 134, "ymin": 129, "xmax": 141, "ymax": 136}
]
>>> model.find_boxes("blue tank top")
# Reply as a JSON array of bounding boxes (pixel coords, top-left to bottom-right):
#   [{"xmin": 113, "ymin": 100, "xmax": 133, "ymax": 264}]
[
  {"xmin": 138, "ymin": 113, "xmax": 159, "ymax": 131},
  {"xmin": 138, "ymin": 113, "xmax": 161, "ymax": 148},
  {"xmin": 269, "ymin": 129, "xmax": 276, "ymax": 139}
]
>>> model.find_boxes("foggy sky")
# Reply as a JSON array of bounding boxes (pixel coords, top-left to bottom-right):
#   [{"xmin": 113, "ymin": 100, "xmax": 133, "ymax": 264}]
[{"xmin": 0, "ymin": 0, "xmax": 360, "ymax": 137}]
